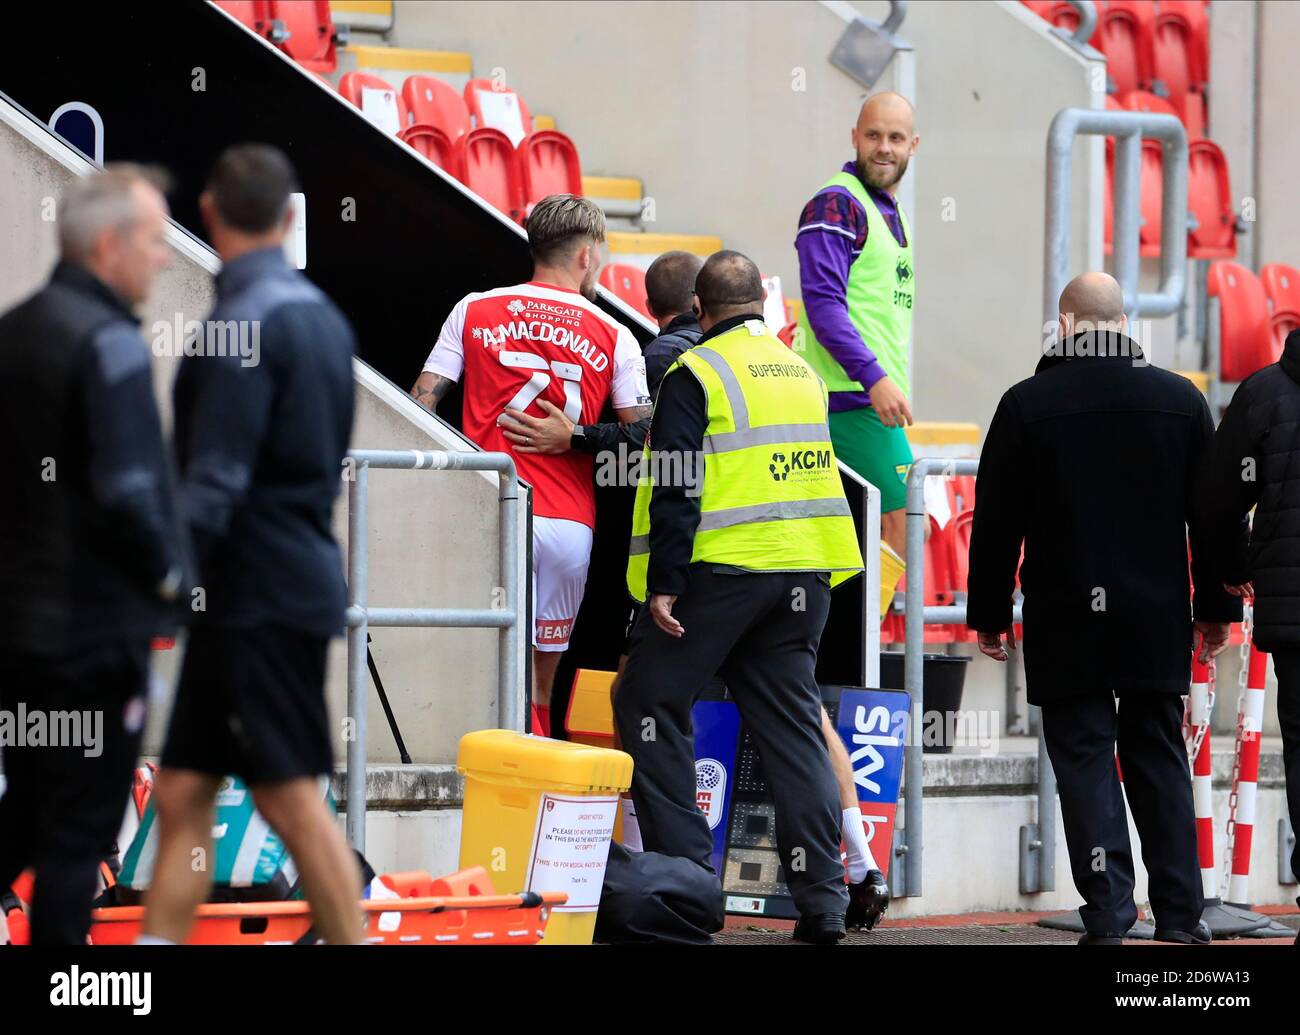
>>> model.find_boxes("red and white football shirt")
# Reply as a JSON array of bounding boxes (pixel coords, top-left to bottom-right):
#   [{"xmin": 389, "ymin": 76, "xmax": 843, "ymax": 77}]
[{"xmin": 423, "ymin": 281, "xmax": 649, "ymax": 528}]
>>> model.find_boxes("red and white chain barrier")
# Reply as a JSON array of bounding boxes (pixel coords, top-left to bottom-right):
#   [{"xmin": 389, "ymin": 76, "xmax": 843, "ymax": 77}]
[
  {"xmin": 1225, "ymin": 640, "xmax": 1269, "ymax": 906},
  {"xmin": 1188, "ymin": 655, "xmax": 1216, "ymax": 898}
]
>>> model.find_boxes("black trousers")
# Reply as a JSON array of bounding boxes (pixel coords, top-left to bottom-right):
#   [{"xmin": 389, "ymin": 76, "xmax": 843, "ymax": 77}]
[
  {"xmin": 614, "ymin": 565, "xmax": 848, "ymax": 929},
  {"xmin": 1272, "ymin": 649, "xmax": 1300, "ymax": 888},
  {"xmin": 1040, "ymin": 690, "xmax": 1201, "ymax": 935},
  {"xmin": 0, "ymin": 640, "xmax": 149, "ymax": 945}
]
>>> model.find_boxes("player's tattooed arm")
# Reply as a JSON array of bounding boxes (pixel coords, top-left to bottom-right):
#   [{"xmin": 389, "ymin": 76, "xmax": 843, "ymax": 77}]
[
  {"xmin": 616, "ymin": 403, "xmax": 653, "ymax": 426},
  {"xmin": 609, "ymin": 403, "xmax": 652, "ymax": 453},
  {"xmin": 409, "ymin": 371, "xmax": 453, "ymax": 414}
]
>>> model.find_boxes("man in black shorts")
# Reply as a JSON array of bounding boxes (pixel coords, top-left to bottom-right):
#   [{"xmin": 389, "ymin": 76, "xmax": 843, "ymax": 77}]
[{"xmin": 139, "ymin": 145, "xmax": 362, "ymax": 944}]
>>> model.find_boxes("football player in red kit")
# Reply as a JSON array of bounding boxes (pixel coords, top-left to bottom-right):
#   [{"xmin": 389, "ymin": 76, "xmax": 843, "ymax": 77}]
[{"xmin": 410, "ymin": 195, "xmax": 651, "ymax": 737}]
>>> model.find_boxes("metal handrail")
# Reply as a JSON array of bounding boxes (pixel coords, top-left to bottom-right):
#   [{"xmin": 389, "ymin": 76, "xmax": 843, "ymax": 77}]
[
  {"xmin": 900, "ymin": 457, "xmax": 1039, "ymax": 898},
  {"xmin": 1045, "ymin": 108, "xmax": 1189, "ymax": 329},
  {"xmin": 1064, "ymin": 1, "xmax": 1097, "ymax": 45},
  {"xmin": 343, "ymin": 448, "xmax": 524, "ymax": 852},
  {"xmin": 882, "ymin": 0, "xmax": 907, "ymax": 35}
]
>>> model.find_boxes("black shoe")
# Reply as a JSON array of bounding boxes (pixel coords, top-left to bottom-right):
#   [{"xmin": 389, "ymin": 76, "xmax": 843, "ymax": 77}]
[
  {"xmin": 846, "ymin": 870, "xmax": 890, "ymax": 931},
  {"xmin": 1078, "ymin": 931, "xmax": 1125, "ymax": 945},
  {"xmin": 1153, "ymin": 920, "xmax": 1212, "ymax": 944},
  {"xmin": 793, "ymin": 913, "xmax": 847, "ymax": 945}
]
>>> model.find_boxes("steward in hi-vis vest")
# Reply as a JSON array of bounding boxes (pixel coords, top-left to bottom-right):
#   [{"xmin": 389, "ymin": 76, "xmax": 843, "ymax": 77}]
[
  {"xmin": 626, "ymin": 318, "xmax": 863, "ymax": 602},
  {"xmin": 599, "ymin": 251, "xmax": 865, "ymax": 948},
  {"xmin": 795, "ymin": 91, "xmax": 919, "ymax": 557}
]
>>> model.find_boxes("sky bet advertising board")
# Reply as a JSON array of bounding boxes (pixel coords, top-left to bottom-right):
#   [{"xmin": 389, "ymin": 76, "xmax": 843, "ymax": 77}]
[{"xmin": 691, "ymin": 686, "xmax": 909, "ymax": 919}]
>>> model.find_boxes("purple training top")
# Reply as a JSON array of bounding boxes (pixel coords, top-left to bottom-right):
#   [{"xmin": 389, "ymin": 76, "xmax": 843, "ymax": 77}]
[{"xmin": 795, "ymin": 160, "xmax": 908, "ymax": 412}]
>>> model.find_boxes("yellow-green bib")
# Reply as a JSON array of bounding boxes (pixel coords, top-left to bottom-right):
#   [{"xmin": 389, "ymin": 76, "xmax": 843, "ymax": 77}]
[{"xmin": 796, "ymin": 171, "xmax": 914, "ymax": 398}]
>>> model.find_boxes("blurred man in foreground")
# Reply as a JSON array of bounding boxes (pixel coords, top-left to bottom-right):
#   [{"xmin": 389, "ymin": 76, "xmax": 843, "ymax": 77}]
[
  {"xmin": 141, "ymin": 145, "xmax": 362, "ymax": 945},
  {"xmin": 0, "ymin": 166, "xmax": 185, "ymax": 944}
]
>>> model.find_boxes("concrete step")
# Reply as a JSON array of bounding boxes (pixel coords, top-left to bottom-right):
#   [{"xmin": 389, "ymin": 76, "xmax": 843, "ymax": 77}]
[
  {"xmin": 606, "ymin": 230, "xmax": 724, "ymax": 269},
  {"xmin": 329, "ymin": 0, "xmax": 395, "ymax": 34},
  {"xmin": 583, "ymin": 175, "xmax": 643, "ymax": 224},
  {"xmin": 334, "ymin": 43, "xmax": 472, "ymax": 92}
]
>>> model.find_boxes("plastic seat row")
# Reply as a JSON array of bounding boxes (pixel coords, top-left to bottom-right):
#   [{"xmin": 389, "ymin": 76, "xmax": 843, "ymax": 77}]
[
  {"xmin": 1023, "ymin": 1, "xmax": 1209, "ymax": 136},
  {"xmin": 1209, "ymin": 261, "xmax": 1300, "ymax": 383},
  {"xmin": 1102, "ymin": 94, "xmax": 1236, "ymax": 260},
  {"xmin": 215, "ymin": 0, "xmax": 342, "ymax": 73},
  {"xmin": 337, "ymin": 72, "xmax": 582, "ymax": 222}
]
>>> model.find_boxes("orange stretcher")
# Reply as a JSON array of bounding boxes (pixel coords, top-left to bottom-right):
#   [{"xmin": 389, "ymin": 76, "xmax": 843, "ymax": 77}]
[{"xmin": 7, "ymin": 868, "xmax": 566, "ymax": 946}]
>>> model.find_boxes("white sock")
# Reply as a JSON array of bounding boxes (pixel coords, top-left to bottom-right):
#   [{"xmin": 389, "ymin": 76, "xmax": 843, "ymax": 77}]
[
  {"xmin": 134, "ymin": 934, "xmax": 176, "ymax": 946},
  {"xmin": 841, "ymin": 807, "xmax": 878, "ymax": 882},
  {"xmin": 620, "ymin": 795, "xmax": 643, "ymax": 853}
]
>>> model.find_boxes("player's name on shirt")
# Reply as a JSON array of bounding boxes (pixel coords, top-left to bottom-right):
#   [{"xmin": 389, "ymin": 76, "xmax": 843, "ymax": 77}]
[{"xmin": 471, "ymin": 297, "xmax": 611, "ymax": 372}]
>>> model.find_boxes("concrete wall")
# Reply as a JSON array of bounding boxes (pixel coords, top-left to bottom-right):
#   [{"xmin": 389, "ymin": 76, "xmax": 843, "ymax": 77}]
[
  {"xmin": 1255, "ymin": 1, "xmax": 1300, "ymax": 271},
  {"xmin": 0, "ymin": 101, "xmax": 518, "ymax": 768},
  {"xmin": 1208, "ymin": 1, "xmax": 1259, "ymax": 272},
  {"xmin": 392, "ymin": 0, "xmax": 1098, "ymax": 433}
]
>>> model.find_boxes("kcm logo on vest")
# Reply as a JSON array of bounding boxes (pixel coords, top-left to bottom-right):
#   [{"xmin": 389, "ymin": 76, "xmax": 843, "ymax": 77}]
[{"xmin": 768, "ymin": 449, "xmax": 832, "ymax": 483}]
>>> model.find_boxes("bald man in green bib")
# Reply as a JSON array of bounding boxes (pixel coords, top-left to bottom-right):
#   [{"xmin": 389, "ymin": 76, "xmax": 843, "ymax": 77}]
[{"xmin": 795, "ymin": 92, "xmax": 918, "ymax": 556}]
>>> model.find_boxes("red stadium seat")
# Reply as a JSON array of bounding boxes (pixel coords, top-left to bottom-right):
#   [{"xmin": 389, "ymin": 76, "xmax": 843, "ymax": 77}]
[
  {"xmin": 399, "ymin": 123, "xmax": 460, "ymax": 177},
  {"xmin": 401, "ymin": 75, "xmax": 471, "ymax": 140},
  {"xmin": 456, "ymin": 128, "xmax": 524, "ymax": 221},
  {"xmin": 1260, "ymin": 263, "xmax": 1300, "ymax": 316},
  {"xmin": 1103, "ymin": 100, "xmax": 1165, "ymax": 257},
  {"xmin": 266, "ymin": 0, "xmax": 338, "ymax": 73},
  {"xmin": 1116, "ymin": 88, "xmax": 1178, "ymax": 119},
  {"xmin": 951, "ymin": 475, "xmax": 977, "ymax": 513},
  {"xmin": 1095, "ymin": 0, "xmax": 1156, "ymax": 95},
  {"xmin": 338, "ymin": 72, "xmax": 407, "ymax": 134},
  {"xmin": 1187, "ymin": 140, "xmax": 1236, "ymax": 259},
  {"xmin": 1136, "ymin": 137, "xmax": 1164, "ymax": 257},
  {"xmin": 214, "ymin": 0, "xmax": 264, "ymax": 31},
  {"xmin": 1021, "ymin": 0, "xmax": 1088, "ymax": 33},
  {"xmin": 1207, "ymin": 262, "xmax": 1271, "ymax": 382},
  {"xmin": 599, "ymin": 264, "xmax": 651, "ymax": 320},
  {"xmin": 1152, "ymin": 1, "xmax": 1207, "ymax": 99},
  {"xmin": 517, "ymin": 130, "xmax": 582, "ymax": 216},
  {"xmin": 464, "ymin": 78, "xmax": 533, "ymax": 146},
  {"xmin": 1116, "ymin": 85, "xmax": 1202, "ymax": 142},
  {"xmin": 950, "ymin": 509, "xmax": 974, "ymax": 602},
  {"xmin": 1161, "ymin": 1, "xmax": 1210, "ymax": 88},
  {"xmin": 895, "ymin": 516, "xmax": 958, "ymax": 642}
]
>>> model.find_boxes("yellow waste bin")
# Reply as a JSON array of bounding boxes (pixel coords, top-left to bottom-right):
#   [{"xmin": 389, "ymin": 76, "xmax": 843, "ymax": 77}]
[{"xmin": 457, "ymin": 730, "xmax": 633, "ymax": 945}]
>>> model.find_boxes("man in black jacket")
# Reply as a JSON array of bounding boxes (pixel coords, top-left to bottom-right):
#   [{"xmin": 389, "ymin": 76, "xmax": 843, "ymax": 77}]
[
  {"xmin": 1195, "ymin": 328, "xmax": 1300, "ymax": 908},
  {"xmin": 967, "ymin": 272, "xmax": 1238, "ymax": 945},
  {"xmin": 0, "ymin": 165, "xmax": 185, "ymax": 944},
  {"xmin": 139, "ymin": 145, "xmax": 362, "ymax": 945}
]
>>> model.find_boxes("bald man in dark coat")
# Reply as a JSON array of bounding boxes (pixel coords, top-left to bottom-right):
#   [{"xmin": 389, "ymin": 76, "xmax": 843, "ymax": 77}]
[{"xmin": 966, "ymin": 272, "xmax": 1241, "ymax": 945}]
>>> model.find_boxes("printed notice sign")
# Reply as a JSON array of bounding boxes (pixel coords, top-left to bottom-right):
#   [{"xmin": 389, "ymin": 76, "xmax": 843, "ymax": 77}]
[{"xmin": 525, "ymin": 794, "xmax": 619, "ymax": 912}]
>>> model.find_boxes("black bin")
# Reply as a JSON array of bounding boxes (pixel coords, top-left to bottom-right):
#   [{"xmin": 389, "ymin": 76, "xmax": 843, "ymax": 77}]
[{"xmin": 878, "ymin": 652, "xmax": 972, "ymax": 754}]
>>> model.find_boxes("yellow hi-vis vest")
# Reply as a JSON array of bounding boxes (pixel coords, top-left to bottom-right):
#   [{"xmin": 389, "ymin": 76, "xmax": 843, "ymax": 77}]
[{"xmin": 626, "ymin": 319, "xmax": 864, "ymax": 603}]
